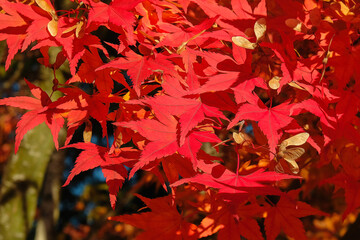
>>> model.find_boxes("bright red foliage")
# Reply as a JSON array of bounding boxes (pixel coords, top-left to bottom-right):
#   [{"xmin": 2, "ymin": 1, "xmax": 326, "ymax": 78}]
[{"xmin": 1, "ymin": 0, "xmax": 360, "ymax": 239}]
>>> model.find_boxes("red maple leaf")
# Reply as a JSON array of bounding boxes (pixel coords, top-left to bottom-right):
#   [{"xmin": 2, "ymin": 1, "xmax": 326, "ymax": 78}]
[
  {"xmin": 54, "ymin": 88, "xmax": 117, "ymax": 145},
  {"xmin": 87, "ymin": 0, "xmax": 143, "ymax": 44},
  {"xmin": 192, "ymin": 72, "xmax": 240, "ymax": 94},
  {"xmin": 172, "ymin": 162, "xmax": 301, "ymax": 200},
  {"xmin": 199, "ymin": 200, "xmax": 264, "ymax": 240},
  {"xmin": 0, "ymin": 0, "xmax": 55, "ymax": 69},
  {"xmin": 110, "ymin": 194, "xmax": 199, "ymax": 240},
  {"xmin": 76, "ymin": 47, "xmax": 114, "ymax": 94},
  {"xmin": 228, "ymin": 95, "xmax": 296, "ymax": 154},
  {"xmin": 141, "ymin": 95, "xmax": 225, "ymax": 145},
  {"xmin": 156, "ymin": 17, "xmax": 218, "ymax": 49},
  {"xmin": 178, "ymin": 130, "xmax": 221, "ymax": 168},
  {"xmin": 0, "ymin": 80, "xmax": 64, "ymax": 153},
  {"xmin": 117, "ymin": 106, "xmax": 221, "ymax": 175},
  {"xmin": 117, "ymin": 116, "xmax": 179, "ymax": 177},
  {"xmin": 232, "ymin": 0, "xmax": 267, "ymax": 17},
  {"xmin": 161, "ymin": 154, "xmax": 196, "ymax": 184},
  {"xmin": 97, "ymin": 51, "xmax": 175, "ymax": 96},
  {"xmin": 265, "ymin": 194, "xmax": 327, "ymax": 240},
  {"xmin": 36, "ymin": 17, "xmax": 105, "ymax": 75},
  {"xmin": 324, "ymin": 173, "xmax": 360, "ymax": 220},
  {"xmin": 63, "ymin": 143, "xmax": 138, "ymax": 208},
  {"xmin": 291, "ymin": 98, "xmax": 337, "ymax": 146}
]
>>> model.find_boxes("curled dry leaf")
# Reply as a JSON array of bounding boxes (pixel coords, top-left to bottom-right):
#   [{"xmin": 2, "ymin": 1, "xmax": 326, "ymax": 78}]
[
  {"xmin": 269, "ymin": 76, "xmax": 281, "ymax": 90},
  {"xmin": 232, "ymin": 120, "xmax": 246, "ymax": 144},
  {"xmin": 280, "ymin": 132, "xmax": 310, "ymax": 149},
  {"xmin": 254, "ymin": 18, "xmax": 266, "ymax": 41},
  {"xmin": 62, "ymin": 25, "xmax": 77, "ymax": 35},
  {"xmin": 286, "ymin": 159, "xmax": 299, "ymax": 174},
  {"xmin": 83, "ymin": 120, "xmax": 93, "ymax": 143},
  {"xmin": 232, "ymin": 36, "xmax": 256, "ymax": 49},
  {"xmin": 279, "ymin": 147, "xmax": 305, "ymax": 174},
  {"xmin": 279, "ymin": 147, "xmax": 305, "ymax": 160},
  {"xmin": 274, "ymin": 161, "xmax": 285, "ymax": 173},
  {"xmin": 76, "ymin": 18, "xmax": 86, "ymax": 38},
  {"xmin": 36, "ymin": 0, "xmax": 57, "ymax": 19},
  {"xmin": 288, "ymin": 81, "xmax": 306, "ymax": 90},
  {"xmin": 233, "ymin": 132, "xmax": 246, "ymax": 144},
  {"xmin": 277, "ymin": 133, "xmax": 309, "ymax": 174},
  {"xmin": 47, "ymin": 18, "xmax": 58, "ymax": 37},
  {"xmin": 35, "ymin": 0, "xmax": 54, "ymax": 13}
]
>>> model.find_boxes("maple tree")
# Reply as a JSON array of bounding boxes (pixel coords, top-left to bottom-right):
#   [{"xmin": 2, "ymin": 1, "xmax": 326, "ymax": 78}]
[{"xmin": 1, "ymin": 0, "xmax": 360, "ymax": 239}]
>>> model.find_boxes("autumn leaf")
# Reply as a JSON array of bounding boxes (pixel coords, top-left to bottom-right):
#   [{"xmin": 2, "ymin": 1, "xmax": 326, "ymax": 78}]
[
  {"xmin": 265, "ymin": 194, "xmax": 327, "ymax": 240},
  {"xmin": 2, "ymin": 0, "xmax": 360, "ymax": 238},
  {"xmin": 116, "ymin": 116, "xmax": 179, "ymax": 178},
  {"xmin": 172, "ymin": 163, "xmax": 301, "ymax": 200},
  {"xmin": 76, "ymin": 47, "xmax": 114, "ymax": 94},
  {"xmin": 97, "ymin": 51, "xmax": 175, "ymax": 96},
  {"xmin": 0, "ymin": 80, "xmax": 64, "ymax": 153},
  {"xmin": 0, "ymin": 0, "xmax": 56, "ymax": 69},
  {"xmin": 140, "ymin": 95, "xmax": 226, "ymax": 145},
  {"xmin": 228, "ymin": 96, "xmax": 296, "ymax": 154},
  {"xmin": 55, "ymin": 88, "xmax": 114, "ymax": 145},
  {"xmin": 87, "ymin": 0, "xmax": 143, "ymax": 44},
  {"xmin": 62, "ymin": 142, "xmax": 138, "ymax": 208},
  {"xmin": 199, "ymin": 201, "xmax": 264, "ymax": 240},
  {"xmin": 324, "ymin": 173, "xmax": 360, "ymax": 220},
  {"xmin": 110, "ymin": 194, "xmax": 199, "ymax": 240}
]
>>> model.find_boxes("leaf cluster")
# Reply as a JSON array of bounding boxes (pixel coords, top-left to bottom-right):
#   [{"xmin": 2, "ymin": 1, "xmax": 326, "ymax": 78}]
[{"xmin": 1, "ymin": 0, "xmax": 360, "ymax": 239}]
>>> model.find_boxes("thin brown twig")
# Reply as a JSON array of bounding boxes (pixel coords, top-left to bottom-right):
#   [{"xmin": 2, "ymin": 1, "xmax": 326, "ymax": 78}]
[{"xmin": 319, "ymin": 33, "xmax": 335, "ymax": 83}]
